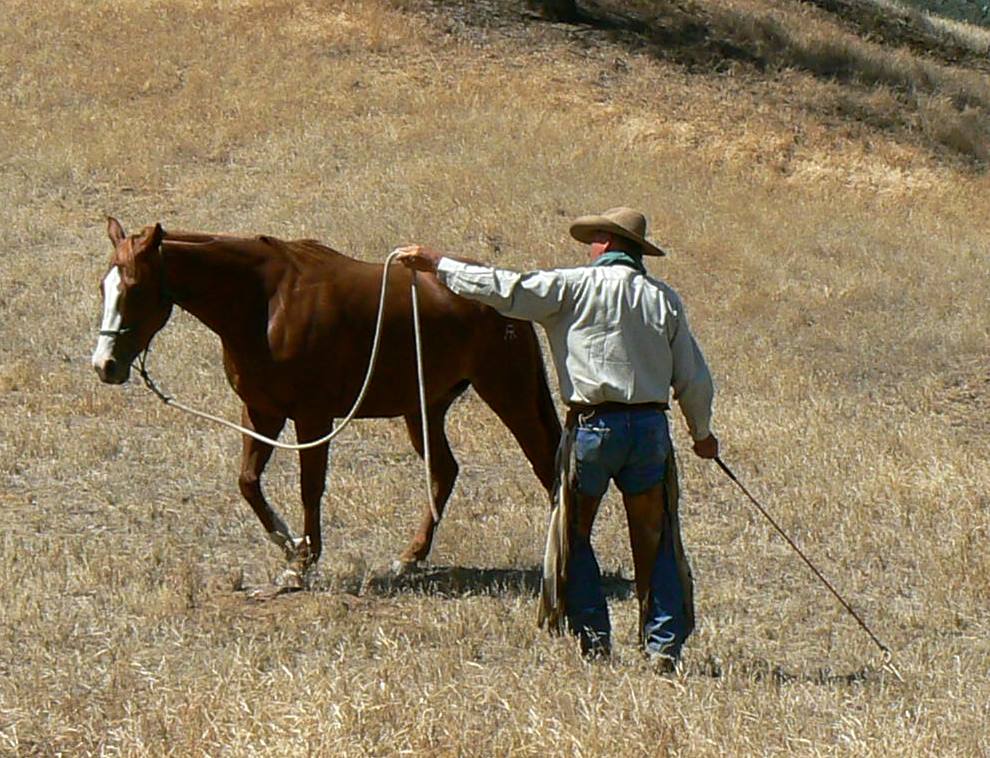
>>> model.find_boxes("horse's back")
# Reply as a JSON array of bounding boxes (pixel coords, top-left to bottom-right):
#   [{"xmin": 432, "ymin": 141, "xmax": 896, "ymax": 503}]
[{"xmin": 162, "ymin": 228, "xmax": 554, "ymax": 431}]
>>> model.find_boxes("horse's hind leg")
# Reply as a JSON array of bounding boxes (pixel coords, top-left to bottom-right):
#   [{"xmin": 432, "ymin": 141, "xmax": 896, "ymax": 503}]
[
  {"xmin": 397, "ymin": 390, "xmax": 462, "ymax": 568},
  {"xmin": 238, "ymin": 405, "xmax": 298, "ymax": 557}
]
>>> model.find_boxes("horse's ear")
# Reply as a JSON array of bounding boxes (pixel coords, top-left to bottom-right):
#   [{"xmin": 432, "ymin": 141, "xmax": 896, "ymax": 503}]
[
  {"xmin": 107, "ymin": 216, "xmax": 126, "ymax": 246},
  {"xmin": 134, "ymin": 222, "xmax": 165, "ymax": 253}
]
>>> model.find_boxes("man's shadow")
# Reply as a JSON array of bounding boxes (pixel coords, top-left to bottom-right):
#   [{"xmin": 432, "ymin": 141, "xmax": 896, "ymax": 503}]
[{"xmin": 365, "ymin": 564, "xmax": 634, "ymax": 600}]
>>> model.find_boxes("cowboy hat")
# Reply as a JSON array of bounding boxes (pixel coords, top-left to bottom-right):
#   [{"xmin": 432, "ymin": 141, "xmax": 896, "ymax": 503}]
[{"xmin": 569, "ymin": 207, "xmax": 667, "ymax": 257}]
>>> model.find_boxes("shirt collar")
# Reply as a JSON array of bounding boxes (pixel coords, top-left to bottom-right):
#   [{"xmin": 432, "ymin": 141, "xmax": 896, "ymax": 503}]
[{"xmin": 592, "ymin": 251, "xmax": 646, "ymax": 275}]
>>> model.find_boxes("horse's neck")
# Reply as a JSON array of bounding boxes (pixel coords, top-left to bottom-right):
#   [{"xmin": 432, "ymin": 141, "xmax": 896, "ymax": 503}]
[{"xmin": 162, "ymin": 237, "xmax": 278, "ymax": 345}]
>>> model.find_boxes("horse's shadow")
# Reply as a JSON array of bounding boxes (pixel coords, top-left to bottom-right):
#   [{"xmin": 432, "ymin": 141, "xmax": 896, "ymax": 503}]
[{"xmin": 362, "ymin": 564, "xmax": 634, "ymax": 600}]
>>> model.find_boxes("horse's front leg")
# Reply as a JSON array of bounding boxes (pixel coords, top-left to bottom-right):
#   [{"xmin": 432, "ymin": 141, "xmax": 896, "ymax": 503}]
[
  {"xmin": 396, "ymin": 401, "xmax": 459, "ymax": 571},
  {"xmin": 278, "ymin": 416, "xmax": 332, "ymax": 589},
  {"xmin": 237, "ymin": 405, "xmax": 300, "ymax": 559}
]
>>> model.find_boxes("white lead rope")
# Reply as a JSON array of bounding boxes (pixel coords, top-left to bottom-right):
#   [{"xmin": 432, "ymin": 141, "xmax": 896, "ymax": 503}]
[
  {"xmin": 137, "ymin": 249, "xmax": 439, "ymax": 523},
  {"xmin": 410, "ymin": 266, "xmax": 435, "ymax": 514}
]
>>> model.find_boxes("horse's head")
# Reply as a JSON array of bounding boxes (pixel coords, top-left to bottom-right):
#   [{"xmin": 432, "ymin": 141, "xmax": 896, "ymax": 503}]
[{"xmin": 91, "ymin": 217, "xmax": 173, "ymax": 384}]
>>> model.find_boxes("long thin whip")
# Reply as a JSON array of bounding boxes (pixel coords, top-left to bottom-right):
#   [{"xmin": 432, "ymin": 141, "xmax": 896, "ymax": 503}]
[
  {"xmin": 137, "ymin": 249, "xmax": 439, "ymax": 523},
  {"xmin": 714, "ymin": 455, "xmax": 901, "ymax": 678}
]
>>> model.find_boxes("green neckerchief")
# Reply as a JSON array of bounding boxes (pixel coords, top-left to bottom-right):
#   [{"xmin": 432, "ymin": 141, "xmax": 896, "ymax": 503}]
[{"xmin": 593, "ymin": 250, "xmax": 647, "ymax": 275}]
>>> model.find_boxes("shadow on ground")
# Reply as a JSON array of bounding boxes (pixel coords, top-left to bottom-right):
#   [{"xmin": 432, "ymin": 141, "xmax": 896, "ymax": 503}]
[
  {"xmin": 364, "ymin": 564, "xmax": 634, "ymax": 599},
  {"xmin": 684, "ymin": 653, "xmax": 892, "ymax": 686}
]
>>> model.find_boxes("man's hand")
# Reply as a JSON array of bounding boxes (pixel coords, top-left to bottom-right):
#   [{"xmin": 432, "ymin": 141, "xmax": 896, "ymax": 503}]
[
  {"xmin": 692, "ymin": 433, "xmax": 719, "ymax": 459},
  {"xmin": 393, "ymin": 245, "xmax": 444, "ymax": 273}
]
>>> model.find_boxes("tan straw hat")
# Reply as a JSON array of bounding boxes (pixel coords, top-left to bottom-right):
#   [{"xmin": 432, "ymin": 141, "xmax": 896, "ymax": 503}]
[{"xmin": 569, "ymin": 206, "xmax": 667, "ymax": 256}]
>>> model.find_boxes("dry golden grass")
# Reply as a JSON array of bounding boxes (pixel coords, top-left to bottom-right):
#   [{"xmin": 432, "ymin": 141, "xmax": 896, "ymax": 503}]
[{"xmin": 2, "ymin": 0, "xmax": 989, "ymax": 754}]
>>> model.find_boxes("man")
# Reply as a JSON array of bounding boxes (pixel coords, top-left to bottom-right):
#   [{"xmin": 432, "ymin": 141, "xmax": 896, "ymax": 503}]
[{"xmin": 395, "ymin": 207, "xmax": 717, "ymax": 667}]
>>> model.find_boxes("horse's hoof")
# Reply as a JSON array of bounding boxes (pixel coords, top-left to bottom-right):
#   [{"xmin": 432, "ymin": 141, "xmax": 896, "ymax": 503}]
[
  {"xmin": 245, "ymin": 583, "xmax": 293, "ymax": 601},
  {"xmin": 391, "ymin": 558, "xmax": 421, "ymax": 577},
  {"xmin": 275, "ymin": 566, "xmax": 307, "ymax": 591},
  {"xmin": 282, "ymin": 536, "xmax": 309, "ymax": 563}
]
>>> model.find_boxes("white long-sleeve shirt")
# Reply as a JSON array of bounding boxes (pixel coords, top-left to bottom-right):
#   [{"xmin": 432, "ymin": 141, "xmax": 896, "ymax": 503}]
[{"xmin": 436, "ymin": 258, "xmax": 715, "ymax": 441}]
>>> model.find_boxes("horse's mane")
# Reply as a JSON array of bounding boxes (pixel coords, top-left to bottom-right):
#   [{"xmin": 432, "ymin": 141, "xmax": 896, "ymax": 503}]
[
  {"xmin": 163, "ymin": 229, "xmax": 344, "ymax": 265},
  {"xmin": 163, "ymin": 229, "xmax": 234, "ymax": 245}
]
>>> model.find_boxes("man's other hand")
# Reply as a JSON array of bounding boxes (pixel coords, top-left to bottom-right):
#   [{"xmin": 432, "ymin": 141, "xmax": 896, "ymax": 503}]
[
  {"xmin": 692, "ymin": 434, "xmax": 719, "ymax": 459},
  {"xmin": 393, "ymin": 245, "xmax": 443, "ymax": 273}
]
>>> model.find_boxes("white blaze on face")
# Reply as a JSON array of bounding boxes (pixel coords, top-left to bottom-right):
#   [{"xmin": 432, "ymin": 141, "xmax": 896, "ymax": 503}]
[{"xmin": 92, "ymin": 266, "xmax": 124, "ymax": 369}]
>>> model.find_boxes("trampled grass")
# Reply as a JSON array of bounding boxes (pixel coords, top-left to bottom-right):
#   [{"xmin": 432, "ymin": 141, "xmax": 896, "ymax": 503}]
[{"xmin": 1, "ymin": 0, "xmax": 988, "ymax": 754}]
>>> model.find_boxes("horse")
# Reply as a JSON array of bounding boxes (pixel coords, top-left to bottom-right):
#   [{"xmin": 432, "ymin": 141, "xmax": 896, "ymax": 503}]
[{"xmin": 91, "ymin": 217, "xmax": 561, "ymax": 582}]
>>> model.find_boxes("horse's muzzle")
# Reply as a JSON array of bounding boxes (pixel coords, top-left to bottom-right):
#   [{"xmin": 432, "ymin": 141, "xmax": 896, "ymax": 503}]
[{"xmin": 93, "ymin": 356, "xmax": 130, "ymax": 384}]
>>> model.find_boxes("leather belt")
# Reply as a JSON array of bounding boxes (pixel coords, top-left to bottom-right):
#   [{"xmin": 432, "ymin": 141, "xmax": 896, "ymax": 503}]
[{"xmin": 565, "ymin": 401, "xmax": 669, "ymax": 426}]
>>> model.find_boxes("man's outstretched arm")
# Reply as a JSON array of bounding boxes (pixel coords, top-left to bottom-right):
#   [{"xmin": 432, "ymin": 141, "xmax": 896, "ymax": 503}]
[{"xmin": 394, "ymin": 244, "xmax": 566, "ymax": 323}]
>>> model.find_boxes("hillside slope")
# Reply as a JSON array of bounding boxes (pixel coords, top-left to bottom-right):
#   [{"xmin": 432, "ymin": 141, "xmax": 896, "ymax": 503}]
[{"xmin": 419, "ymin": 0, "xmax": 990, "ymax": 175}]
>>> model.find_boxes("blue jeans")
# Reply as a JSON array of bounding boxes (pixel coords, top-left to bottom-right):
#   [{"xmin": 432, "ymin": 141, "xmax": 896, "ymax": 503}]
[{"xmin": 565, "ymin": 408, "xmax": 690, "ymax": 659}]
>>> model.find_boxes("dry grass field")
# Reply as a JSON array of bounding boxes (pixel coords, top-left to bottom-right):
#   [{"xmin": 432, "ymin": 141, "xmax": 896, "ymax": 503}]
[{"xmin": 2, "ymin": 0, "xmax": 989, "ymax": 754}]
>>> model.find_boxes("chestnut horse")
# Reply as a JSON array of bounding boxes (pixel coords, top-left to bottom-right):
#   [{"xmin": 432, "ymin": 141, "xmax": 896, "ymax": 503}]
[{"xmin": 92, "ymin": 218, "xmax": 560, "ymax": 578}]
